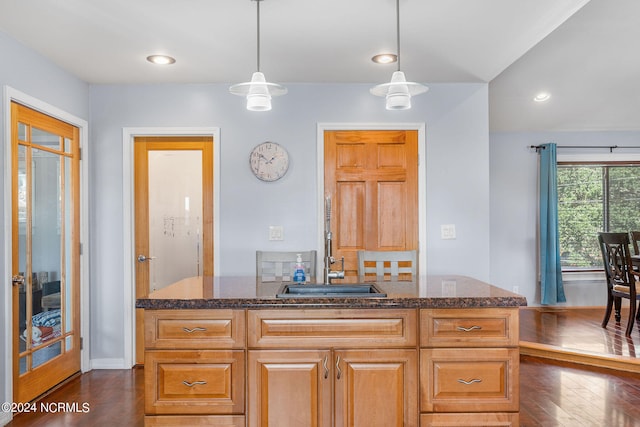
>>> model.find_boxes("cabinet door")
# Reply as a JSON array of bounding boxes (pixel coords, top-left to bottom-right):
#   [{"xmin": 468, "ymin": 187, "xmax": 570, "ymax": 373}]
[
  {"xmin": 420, "ymin": 348, "xmax": 519, "ymax": 413},
  {"xmin": 145, "ymin": 350, "xmax": 245, "ymax": 415},
  {"xmin": 334, "ymin": 349, "xmax": 418, "ymax": 427},
  {"xmin": 145, "ymin": 309, "xmax": 245, "ymax": 349},
  {"xmin": 420, "ymin": 308, "xmax": 519, "ymax": 348},
  {"xmin": 248, "ymin": 350, "xmax": 332, "ymax": 427}
]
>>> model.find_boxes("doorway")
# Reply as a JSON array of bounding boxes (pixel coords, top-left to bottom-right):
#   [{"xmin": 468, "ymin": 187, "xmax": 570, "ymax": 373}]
[
  {"xmin": 317, "ymin": 124, "xmax": 426, "ymax": 279},
  {"xmin": 132, "ymin": 135, "xmax": 216, "ymax": 365},
  {"xmin": 10, "ymin": 102, "xmax": 81, "ymax": 403}
]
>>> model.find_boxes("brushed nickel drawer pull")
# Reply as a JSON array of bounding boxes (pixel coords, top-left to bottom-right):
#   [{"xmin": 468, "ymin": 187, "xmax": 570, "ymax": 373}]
[
  {"xmin": 323, "ymin": 355, "xmax": 329, "ymax": 379},
  {"xmin": 182, "ymin": 380, "xmax": 207, "ymax": 387},
  {"xmin": 457, "ymin": 378, "xmax": 482, "ymax": 385},
  {"xmin": 336, "ymin": 356, "xmax": 342, "ymax": 380},
  {"xmin": 456, "ymin": 325, "xmax": 482, "ymax": 332},
  {"xmin": 182, "ymin": 327, "xmax": 207, "ymax": 333}
]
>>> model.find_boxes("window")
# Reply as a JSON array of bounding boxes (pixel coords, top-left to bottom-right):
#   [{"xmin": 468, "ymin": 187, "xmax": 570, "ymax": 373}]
[{"xmin": 558, "ymin": 162, "xmax": 640, "ymax": 271}]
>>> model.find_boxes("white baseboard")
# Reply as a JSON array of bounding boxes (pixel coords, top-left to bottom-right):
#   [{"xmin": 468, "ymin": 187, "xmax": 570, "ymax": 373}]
[
  {"xmin": 90, "ymin": 358, "xmax": 130, "ymax": 370},
  {"xmin": 1, "ymin": 412, "xmax": 12, "ymax": 426}
]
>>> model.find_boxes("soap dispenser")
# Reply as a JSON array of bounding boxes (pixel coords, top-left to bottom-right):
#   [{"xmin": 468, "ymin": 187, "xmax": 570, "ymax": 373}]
[{"xmin": 293, "ymin": 253, "xmax": 306, "ymax": 283}]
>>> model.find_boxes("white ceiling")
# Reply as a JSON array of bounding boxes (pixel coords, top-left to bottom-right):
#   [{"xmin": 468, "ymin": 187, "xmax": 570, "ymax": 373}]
[
  {"xmin": 490, "ymin": 0, "xmax": 640, "ymax": 132},
  {"xmin": 2, "ymin": 0, "xmax": 636, "ymax": 132}
]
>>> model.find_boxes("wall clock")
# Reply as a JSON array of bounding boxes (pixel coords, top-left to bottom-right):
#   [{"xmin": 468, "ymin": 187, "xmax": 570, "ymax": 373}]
[{"xmin": 249, "ymin": 141, "xmax": 289, "ymax": 182}]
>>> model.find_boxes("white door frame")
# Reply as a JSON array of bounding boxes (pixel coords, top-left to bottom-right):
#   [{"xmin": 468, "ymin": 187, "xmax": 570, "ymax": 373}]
[
  {"xmin": 2, "ymin": 86, "xmax": 90, "ymax": 409},
  {"xmin": 121, "ymin": 127, "xmax": 221, "ymax": 367},
  {"xmin": 316, "ymin": 123, "xmax": 427, "ymax": 278}
]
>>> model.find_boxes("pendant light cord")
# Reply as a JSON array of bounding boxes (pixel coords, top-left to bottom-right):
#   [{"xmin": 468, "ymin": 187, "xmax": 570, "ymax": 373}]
[
  {"xmin": 396, "ymin": 0, "xmax": 401, "ymax": 71},
  {"xmin": 256, "ymin": 0, "xmax": 261, "ymax": 72}
]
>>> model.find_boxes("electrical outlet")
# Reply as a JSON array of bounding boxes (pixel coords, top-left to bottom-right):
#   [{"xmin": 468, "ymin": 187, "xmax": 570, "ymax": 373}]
[
  {"xmin": 268, "ymin": 225, "xmax": 284, "ymax": 241},
  {"xmin": 440, "ymin": 224, "xmax": 456, "ymax": 239},
  {"xmin": 441, "ymin": 280, "xmax": 457, "ymax": 297},
  {"xmin": 513, "ymin": 286, "xmax": 519, "ymax": 294}
]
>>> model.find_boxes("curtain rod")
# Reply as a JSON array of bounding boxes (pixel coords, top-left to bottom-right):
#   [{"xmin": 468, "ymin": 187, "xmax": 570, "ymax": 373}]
[{"xmin": 531, "ymin": 145, "xmax": 640, "ymax": 153}]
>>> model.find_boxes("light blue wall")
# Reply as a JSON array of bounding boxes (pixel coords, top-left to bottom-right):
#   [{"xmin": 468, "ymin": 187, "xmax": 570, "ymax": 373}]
[
  {"xmin": 489, "ymin": 131, "xmax": 640, "ymax": 306},
  {"xmin": 2, "ymin": 27, "xmax": 492, "ymax": 374},
  {"xmin": 89, "ymin": 82, "xmax": 490, "ymax": 362},
  {"xmin": 0, "ymin": 29, "xmax": 88, "ymax": 417}
]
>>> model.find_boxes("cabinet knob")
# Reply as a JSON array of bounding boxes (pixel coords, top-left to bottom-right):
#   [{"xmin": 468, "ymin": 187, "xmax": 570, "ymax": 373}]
[{"xmin": 335, "ymin": 356, "xmax": 342, "ymax": 380}]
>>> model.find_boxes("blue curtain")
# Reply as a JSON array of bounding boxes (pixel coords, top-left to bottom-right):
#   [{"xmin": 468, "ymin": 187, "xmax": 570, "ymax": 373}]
[{"xmin": 539, "ymin": 143, "xmax": 566, "ymax": 305}]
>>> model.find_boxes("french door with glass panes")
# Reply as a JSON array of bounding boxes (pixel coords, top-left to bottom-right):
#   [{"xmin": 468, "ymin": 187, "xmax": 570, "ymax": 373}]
[{"xmin": 11, "ymin": 102, "xmax": 81, "ymax": 403}]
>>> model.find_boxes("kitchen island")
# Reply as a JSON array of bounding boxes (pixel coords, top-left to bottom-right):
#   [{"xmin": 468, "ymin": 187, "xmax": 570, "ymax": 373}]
[{"xmin": 137, "ymin": 275, "xmax": 526, "ymax": 427}]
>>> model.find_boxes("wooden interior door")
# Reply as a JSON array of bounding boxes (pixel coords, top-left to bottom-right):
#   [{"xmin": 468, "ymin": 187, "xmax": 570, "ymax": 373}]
[
  {"xmin": 11, "ymin": 102, "xmax": 81, "ymax": 403},
  {"xmin": 324, "ymin": 130, "xmax": 418, "ymax": 280},
  {"xmin": 134, "ymin": 136, "xmax": 214, "ymax": 365}
]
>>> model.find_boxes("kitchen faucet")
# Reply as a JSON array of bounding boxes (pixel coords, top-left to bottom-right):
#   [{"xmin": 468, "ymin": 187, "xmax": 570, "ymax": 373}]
[{"xmin": 323, "ymin": 196, "xmax": 345, "ymax": 285}]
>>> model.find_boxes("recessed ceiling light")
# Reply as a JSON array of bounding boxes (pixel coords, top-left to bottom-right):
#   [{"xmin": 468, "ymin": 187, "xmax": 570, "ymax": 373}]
[
  {"xmin": 146, "ymin": 55, "xmax": 176, "ymax": 65},
  {"xmin": 372, "ymin": 53, "xmax": 397, "ymax": 64},
  {"xmin": 533, "ymin": 92, "xmax": 551, "ymax": 102}
]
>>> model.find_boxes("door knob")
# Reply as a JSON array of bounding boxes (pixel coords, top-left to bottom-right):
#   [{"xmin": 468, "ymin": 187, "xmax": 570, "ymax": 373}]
[
  {"xmin": 137, "ymin": 254, "xmax": 156, "ymax": 263},
  {"xmin": 12, "ymin": 275, "xmax": 25, "ymax": 286}
]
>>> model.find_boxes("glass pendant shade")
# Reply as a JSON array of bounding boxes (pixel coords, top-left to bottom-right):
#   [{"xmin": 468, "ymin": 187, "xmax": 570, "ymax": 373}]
[
  {"xmin": 229, "ymin": 0, "xmax": 286, "ymax": 111},
  {"xmin": 370, "ymin": 0, "xmax": 428, "ymax": 110},
  {"xmin": 370, "ymin": 71, "xmax": 428, "ymax": 110},
  {"xmin": 230, "ymin": 71, "xmax": 287, "ymax": 111}
]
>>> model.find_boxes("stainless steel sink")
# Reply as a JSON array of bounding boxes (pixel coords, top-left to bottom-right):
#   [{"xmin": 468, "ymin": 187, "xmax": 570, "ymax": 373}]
[{"xmin": 276, "ymin": 284, "xmax": 387, "ymax": 298}]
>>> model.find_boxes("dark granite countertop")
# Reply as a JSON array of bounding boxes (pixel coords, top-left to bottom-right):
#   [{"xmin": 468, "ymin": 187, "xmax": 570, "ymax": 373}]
[{"xmin": 136, "ymin": 275, "xmax": 527, "ymax": 310}]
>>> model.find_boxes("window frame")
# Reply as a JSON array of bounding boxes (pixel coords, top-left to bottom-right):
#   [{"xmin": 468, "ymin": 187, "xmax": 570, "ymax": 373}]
[{"xmin": 556, "ymin": 152, "xmax": 640, "ymax": 276}]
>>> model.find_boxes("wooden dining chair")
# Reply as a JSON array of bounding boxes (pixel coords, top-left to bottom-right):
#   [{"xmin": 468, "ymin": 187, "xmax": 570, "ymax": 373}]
[
  {"xmin": 357, "ymin": 250, "xmax": 417, "ymax": 282},
  {"xmin": 630, "ymin": 231, "xmax": 640, "ymax": 256},
  {"xmin": 598, "ymin": 232, "xmax": 640, "ymax": 336},
  {"xmin": 256, "ymin": 250, "xmax": 317, "ymax": 282}
]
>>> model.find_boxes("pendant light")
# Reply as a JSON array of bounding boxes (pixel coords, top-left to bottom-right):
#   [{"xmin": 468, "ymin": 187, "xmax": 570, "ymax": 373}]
[
  {"xmin": 229, "ymin": 0, "xmax": 286, "ymax": 111},
  {"xmin": 370, "ymin": 0, "xmax": 428, "ymax": 110}
]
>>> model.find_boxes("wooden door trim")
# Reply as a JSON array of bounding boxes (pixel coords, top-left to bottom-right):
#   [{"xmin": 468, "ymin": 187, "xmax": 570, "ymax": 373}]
[
  {"xmin": 121, "ymin": 127, "xmax": 221, "ymax": 368},
  {"xmin": 316, "ymin": 123, "xmax": 426, "ymax": 280},
  {"xmin": 3, "ymin": 87, "xmax": 89, "ymax": 410}
]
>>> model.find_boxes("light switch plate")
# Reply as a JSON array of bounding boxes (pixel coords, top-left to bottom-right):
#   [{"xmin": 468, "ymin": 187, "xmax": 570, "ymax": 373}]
[
  {"xmin": 440, "ymin": 224, "xmax": 456, "ymax": 240},
  {"xmin": 269, "ymin": 225, "xmax": 284, "ymax": 241}
]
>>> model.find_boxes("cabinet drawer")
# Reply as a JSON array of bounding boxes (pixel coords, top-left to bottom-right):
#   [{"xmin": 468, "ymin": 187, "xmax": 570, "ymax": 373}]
[
  {"xmin": 248, "ymin": 309, "xmax": 417, "ymax": 348},
  {"xmin": 144, "ymin": 415, "xmax": 245, "ymax": 426},
  {"xmin": 145, "ymin": 310, "xmax": 245, "ymax": 349},
  {"xmin": 420, "ymin": 412, "xmax": 519, "ymax": 426},
  {"xmin": 145, "ymin": 350, "xmax": 245, "ymax": 415},
  {"xmin": 420, "ymin": 348, "xmax": 519, "ymax": 413},
  {"xmin": 420, "ymin": 308, "xmax": 518, "ymax": 347}
]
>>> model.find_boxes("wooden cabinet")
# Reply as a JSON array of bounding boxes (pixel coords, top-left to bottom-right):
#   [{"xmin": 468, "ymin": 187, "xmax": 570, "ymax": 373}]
[
  {"xmin": 144, "ymin": 309, "xmax": 246, "ymax": 426},
  {"xmin": 333, "ymin": 349, "xmax": 417, "ymax": 427},
  {"xmin": 142, "ymin": 306, "xmax": 521, "ymax": 426},
  {"xmin": 248, "ymin": 349, "xmax": 417, "ymax": 427},
  {"xmin": 419, "ymin": 308, "xmax": 520, "ymax": 426},
  {"xmin": 247, "ymin": 309, "xmax": 418, "ymax": 427},
  {"xmin": 247, "ymin": 308, "xmax": 417, "ymax": 349},
  {"xmin": 248, "ymin": 350, "xmax": 332, "ymax": 427},
  {"xmin": 420, "ymin": 413, "xmax": 519, "ymax": 427}
]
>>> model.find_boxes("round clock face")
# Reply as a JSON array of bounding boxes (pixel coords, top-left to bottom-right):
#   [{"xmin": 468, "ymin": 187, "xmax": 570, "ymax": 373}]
[{"xmin": 249, "ymin": 142, "xmax": 289, "ymax": 182}]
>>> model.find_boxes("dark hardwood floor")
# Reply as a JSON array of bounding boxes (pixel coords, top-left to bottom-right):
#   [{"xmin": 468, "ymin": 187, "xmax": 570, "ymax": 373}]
[
  {"xmin": 520, "ymin": 306, "xmax": 640, "ymax": 373},
  {"xmin": 520, "ymin": 306, "xmax": 640, "ymax": 356},
  {"xmin": 6, "ymin": 369, "xmax": 144, "ymax": 427},
  {"xmin": 7, "ymin": 307, "xmax": 640, "ymax": 426}
]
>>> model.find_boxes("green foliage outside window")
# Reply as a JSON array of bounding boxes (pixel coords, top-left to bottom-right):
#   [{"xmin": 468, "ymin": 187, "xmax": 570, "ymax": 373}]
[{"xmin": 557, "ymin": 164, "xmax": 640, "ymax": 270}]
